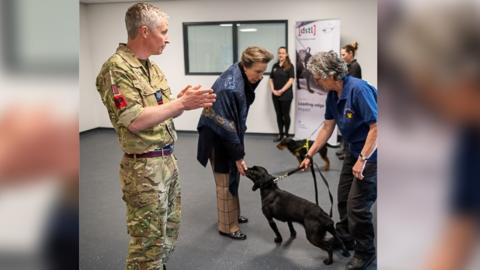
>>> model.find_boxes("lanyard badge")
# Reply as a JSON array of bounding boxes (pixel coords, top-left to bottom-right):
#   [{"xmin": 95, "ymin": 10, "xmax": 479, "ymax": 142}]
[{"xmin": 154, "ymin": 91, "xmax": 164, "ymax": 105}]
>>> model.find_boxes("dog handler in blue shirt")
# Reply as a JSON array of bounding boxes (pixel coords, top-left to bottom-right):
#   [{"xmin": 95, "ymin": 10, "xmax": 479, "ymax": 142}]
[{"xmin": 299, "ymin": 51, "xmax": 377, "ymax": 270}]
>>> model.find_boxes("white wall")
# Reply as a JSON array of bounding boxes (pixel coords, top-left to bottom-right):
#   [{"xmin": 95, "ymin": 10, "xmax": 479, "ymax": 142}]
[
  {"xmin": 80, "ymin": 4, "xmax": 103, "ymax": 131},
  {"xmin": 80, "ymin": 0, "xmax": 377, "ymax": 133}
]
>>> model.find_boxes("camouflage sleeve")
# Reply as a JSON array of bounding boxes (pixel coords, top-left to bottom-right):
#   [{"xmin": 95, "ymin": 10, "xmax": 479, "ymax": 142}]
[{"xmin": 97, "ymin": 65, "xmax": 144, "ymax": 128}]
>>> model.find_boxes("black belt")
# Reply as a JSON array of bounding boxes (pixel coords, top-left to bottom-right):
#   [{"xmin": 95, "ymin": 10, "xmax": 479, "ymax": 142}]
[{"xmin": 125, "ymin": 144, "xmax": 174, "ymax": 158}]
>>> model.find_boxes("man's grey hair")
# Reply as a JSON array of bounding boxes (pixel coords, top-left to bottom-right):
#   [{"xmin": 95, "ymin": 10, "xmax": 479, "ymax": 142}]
[
  {"xmin": 125, "ymin": 2, "xmax": 169, "ymax": 39},
  {"xmin": 307, "ymin": 50, "xmax": 348, "ymax": 80}
]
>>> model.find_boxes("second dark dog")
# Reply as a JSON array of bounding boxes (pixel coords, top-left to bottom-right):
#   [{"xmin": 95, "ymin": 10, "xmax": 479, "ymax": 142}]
[
  {"xmin": 245, "ymin": 166, "xmax": 350, "ymax": 265},
  {"xmin": 276, "ymin": 137, "xmax": 336, "ymax": 171}
]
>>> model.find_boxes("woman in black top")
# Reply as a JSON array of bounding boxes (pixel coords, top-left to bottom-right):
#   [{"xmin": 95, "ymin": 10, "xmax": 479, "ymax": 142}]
[
  {"xmin": 269, "ymin": 47, "xmax": 295, "ymax": 142},
  {"xmin": 341, "ymin": 42, "xmax": 362, "ymax": 79}
]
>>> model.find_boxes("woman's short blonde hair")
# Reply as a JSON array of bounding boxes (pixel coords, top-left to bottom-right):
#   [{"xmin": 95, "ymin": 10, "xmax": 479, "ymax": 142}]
[{"xmin": 240, "ymin": 46, "xmax": 274, "ymax": 68}]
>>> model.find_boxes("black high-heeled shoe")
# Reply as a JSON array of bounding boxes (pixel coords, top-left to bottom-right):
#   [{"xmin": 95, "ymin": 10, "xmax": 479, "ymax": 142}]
[{"xmin": 218, "ymin": 230, "xmax": 247, "ymax": 240}]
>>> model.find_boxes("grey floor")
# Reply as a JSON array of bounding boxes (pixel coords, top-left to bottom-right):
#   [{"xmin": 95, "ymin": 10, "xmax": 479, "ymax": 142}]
[{"xmin": 80, "ymin": 129, "xmax": 376, "ymax": 270}]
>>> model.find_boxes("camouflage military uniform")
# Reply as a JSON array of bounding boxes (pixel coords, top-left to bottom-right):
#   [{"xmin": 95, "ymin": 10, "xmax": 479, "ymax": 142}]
[{"xmin": 96, "ymin": 43, "xmax": 181, "ymax": 270}]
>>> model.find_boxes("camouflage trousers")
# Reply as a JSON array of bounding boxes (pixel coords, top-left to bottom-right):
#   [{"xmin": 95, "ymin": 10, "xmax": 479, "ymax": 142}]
[{"xmin": 120, "ymin": 154, "xmax": 181, "ymax": 270}]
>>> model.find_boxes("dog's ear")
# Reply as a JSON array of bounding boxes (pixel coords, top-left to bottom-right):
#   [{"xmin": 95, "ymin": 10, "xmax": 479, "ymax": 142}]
[{"xmin": 258, "ymin": 166, "xmax": 269, "ymax": 175}]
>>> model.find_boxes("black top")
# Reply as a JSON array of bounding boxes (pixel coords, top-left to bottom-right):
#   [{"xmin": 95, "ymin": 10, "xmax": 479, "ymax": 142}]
[
  {"xmin": 270, "ymin": 62, "xmax": 295, "ymax": 101},
  {"xmin": 347, "ymin": 59, "xmax": 362, "ymax": 79},
  {"xmin": 197, "ymin": 63, "xmax": 259, "ymax": 173},
  {"xmin": 240, "ymin": 63, "xmax": 259, "ymax": 106}
]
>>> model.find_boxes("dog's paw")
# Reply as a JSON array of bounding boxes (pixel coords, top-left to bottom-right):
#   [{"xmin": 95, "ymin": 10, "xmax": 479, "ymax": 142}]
[
  {"xmin": 274, "ymin": 237, "xmax": 283, "ymax": 243},
  {"xmin": 342, "ymin": 250, "xmax": 351, "ymax": 257},
  {"xmin": 323, "ymin": 258, "xmax": 333, "ymax": 265}
]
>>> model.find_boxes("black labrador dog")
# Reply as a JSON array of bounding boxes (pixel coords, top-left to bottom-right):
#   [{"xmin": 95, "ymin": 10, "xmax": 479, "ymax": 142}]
[
  {"xmin": 245, "ymin": 166, "xmax": 350, "ymax": 265},
  {"xmin": 276, "ymin": 137, "xmax": 338, "ymax": 171}
]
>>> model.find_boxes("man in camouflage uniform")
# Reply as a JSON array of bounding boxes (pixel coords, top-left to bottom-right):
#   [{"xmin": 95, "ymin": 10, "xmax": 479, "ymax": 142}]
[{"xmin": 96, "ymin": 3, "xmax": 216, "ymax": 270}]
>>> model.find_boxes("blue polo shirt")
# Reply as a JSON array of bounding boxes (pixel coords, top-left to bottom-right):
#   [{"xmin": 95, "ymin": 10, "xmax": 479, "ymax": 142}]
[{"xmin": 325, "ymin": 75, "xmax": 377, "ymax": 162}]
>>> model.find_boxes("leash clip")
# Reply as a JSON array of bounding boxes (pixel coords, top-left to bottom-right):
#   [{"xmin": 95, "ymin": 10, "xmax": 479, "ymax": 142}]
[
  {"xmin": 273, "ymin": 167, "xmax": 302, "ymax": 184},
  {"xmin": 273, "ymin": 174, "xmax": 287, "ymax": 184}
]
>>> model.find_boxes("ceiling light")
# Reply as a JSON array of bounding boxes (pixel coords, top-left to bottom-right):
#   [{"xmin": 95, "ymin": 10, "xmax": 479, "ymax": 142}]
[{"xmin": 239, "ymin": 28, "xmax": 257, "ymax": 32}]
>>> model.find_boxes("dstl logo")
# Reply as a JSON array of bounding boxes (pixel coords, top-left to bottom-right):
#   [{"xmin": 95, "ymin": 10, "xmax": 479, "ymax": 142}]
[{"xmin": 297, "ymin": 24, "xmax": 317, "ymax": 38}]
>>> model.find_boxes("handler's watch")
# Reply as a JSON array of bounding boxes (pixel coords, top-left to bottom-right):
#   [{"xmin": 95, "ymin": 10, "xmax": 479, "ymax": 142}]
[
  {"xmin": 359, "ymin": 153, "xmax": 368, "ymax": 162},
  {"xmin": 305, "ymin": 154, "xmax": 312, "ymax": 160}
]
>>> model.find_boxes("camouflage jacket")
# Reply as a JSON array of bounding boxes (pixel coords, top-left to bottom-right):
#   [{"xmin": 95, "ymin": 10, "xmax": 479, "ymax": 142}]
[{"xmin": 96, "ymin": 43, "xmax": 177, "ymax": 154}]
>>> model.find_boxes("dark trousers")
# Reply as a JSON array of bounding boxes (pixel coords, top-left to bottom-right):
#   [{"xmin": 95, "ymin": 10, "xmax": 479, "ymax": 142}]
[
  {"xmin": 336, "ymin": 151, "xmax": 377, "ymax": 256},
  {"xmin": 272, "ymin": 97, "xmax": 292, "ymax": 136}
]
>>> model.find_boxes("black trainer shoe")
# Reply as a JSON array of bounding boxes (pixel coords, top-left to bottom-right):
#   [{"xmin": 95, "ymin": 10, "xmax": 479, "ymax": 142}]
[{"xmin": 346, "ymin": 254, "xmax": 376, "ymax": 270}]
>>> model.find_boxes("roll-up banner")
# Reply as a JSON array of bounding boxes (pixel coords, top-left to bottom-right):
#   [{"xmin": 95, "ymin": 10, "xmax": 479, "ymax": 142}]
[{"xmin": 294, "ymin": 19, "xmax": 340, "ymax": 144}]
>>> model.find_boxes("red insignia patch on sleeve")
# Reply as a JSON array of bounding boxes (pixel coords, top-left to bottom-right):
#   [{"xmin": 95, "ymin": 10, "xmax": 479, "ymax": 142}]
[
  {"xmin": 114, "ymin": 94, "xmax": 127, "ymax": 109},
  {"xmin": 111, "ymin": 85, "xmax": 127, "ymax": 109}
]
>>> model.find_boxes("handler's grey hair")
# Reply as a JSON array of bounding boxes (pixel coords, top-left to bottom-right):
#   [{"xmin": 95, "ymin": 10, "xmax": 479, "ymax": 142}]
[
  {"xmin": 125, "ymin": 2, "xmax": 169, "ymax": 39},
  {"xmin": 307, "ymin": 50, "xmax": 348, "ymax": 80}
]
